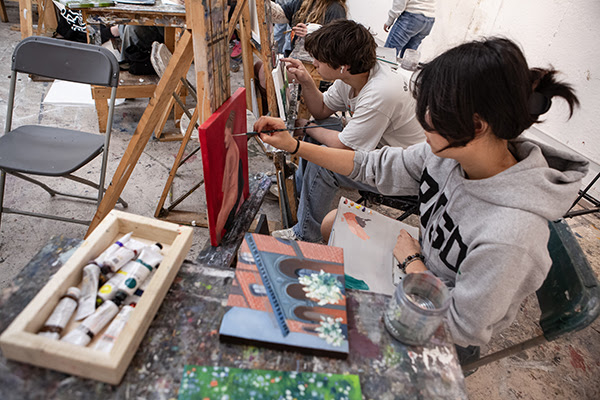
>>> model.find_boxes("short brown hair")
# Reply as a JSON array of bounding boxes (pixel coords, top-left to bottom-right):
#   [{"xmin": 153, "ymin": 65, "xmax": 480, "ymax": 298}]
[{"xmin": 305, "ymin": 20, "xmax": 376, "ymax": 75}]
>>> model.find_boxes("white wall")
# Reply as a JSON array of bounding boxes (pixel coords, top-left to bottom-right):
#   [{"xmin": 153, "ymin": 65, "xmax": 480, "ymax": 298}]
[{"xmin": 347, "ymin": 0, "xmax": 600, "ymax": 171}]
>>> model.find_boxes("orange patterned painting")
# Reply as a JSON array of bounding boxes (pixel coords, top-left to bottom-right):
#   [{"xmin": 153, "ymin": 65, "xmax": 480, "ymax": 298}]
[{"xmin": 219, "ymin": 233, "xmax": 348, "ymax": 358}]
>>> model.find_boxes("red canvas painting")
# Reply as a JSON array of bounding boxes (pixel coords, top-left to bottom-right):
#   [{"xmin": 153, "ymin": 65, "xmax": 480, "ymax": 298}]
[{"xmin": 199, "ymin": 88, "xmax": 250, "ymax": 246}]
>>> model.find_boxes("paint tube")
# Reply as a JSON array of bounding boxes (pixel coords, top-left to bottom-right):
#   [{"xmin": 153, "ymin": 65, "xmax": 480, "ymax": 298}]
[
  {"xmin": 38, "ymin": 287, "xmax": 80, "ymax": 340},
  {"xmin": 114, "ymin": 243, "xmax": 163, "ymax": 298},
  {"xmin": 61, "ymin": 291, "xmax": 127, "ymax": 347},
  {"xmin": 96, "ymin": 243, "xmax": 163, "ymax": 306},
  {"xmin": 100, "ymin": 237, "xmax": 146, "ymax": 275},
  {"xmin": 97, "ymin": 232, "xmax": 133, "ymax": 267},
  {"xmin": 74, "ymin": 263, "xmax": 101, "ymax": 321},
  {"xmin": 93, "ymin": 304, "xmax": 135, "ymax": 352}
]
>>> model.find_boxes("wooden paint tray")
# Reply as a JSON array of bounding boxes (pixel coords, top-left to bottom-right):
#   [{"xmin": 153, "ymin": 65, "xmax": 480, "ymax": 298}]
[{"xmin": 0, "ymin": 210, "xmax": 193, "ymax": 384}]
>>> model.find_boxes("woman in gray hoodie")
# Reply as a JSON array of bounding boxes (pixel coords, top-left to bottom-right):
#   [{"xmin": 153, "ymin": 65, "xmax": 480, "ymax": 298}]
[{"xmin": 253, "ymin": 37, "xmax": 588, "ymax": 362}]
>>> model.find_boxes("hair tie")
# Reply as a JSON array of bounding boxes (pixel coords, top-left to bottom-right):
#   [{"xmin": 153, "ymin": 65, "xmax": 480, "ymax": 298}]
[{"xmin": 528, "ymin": 91, "xmax": 552, "ymax": 116}]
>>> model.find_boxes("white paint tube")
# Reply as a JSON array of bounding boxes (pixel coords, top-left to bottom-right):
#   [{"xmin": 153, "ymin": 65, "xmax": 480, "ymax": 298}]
[
  {"xmin": 61, "ymin": 292, "xmax": 126, "ymax": 347},
  {"xmin": 96, "ymin": 243, "xmax": 163, "ymax": 305},
  {"xmin": 74, "ymin": 263, "xmax": 101, "ymax": 321},
  {"xmin": 114, "ymin": 243, "xmax": 163, "ymax": 297},
  {"xmin": 100, "ymin": 238, "xmax": 146, "ymax": 275},
  {"xmin": 38, "ymin": 287, "xmax": 80, "ymax": 340},
  {"xmin": 93, "ymin": 304, "xmax": 135, "ymax": 352},
  {"xmin": 96, "ymin": 232, "xmax": 133, "ymax": 267}
]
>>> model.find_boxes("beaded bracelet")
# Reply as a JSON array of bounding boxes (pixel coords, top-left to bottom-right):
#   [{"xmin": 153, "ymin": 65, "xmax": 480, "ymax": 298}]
[{"xmin": 397, "ymin": 253, "xmax": 425, "ymax": 273}]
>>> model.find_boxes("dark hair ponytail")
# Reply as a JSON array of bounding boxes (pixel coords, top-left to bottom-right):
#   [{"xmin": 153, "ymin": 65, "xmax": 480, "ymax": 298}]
[
  {"xmin": 528, "ymin": 68, "xmax": 579, "ymax": 119},
  {"xmin": 412, "ymin": 37, "xmax": 579, "ymax": 147}
]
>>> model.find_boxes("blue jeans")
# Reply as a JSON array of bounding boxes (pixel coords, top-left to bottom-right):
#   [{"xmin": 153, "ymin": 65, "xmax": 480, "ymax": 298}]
[
  {"xmin": 274, "ymin": 23, "xmax": 292, "ymax": 55},
  {"xmin": 384, "ymin": 12, "xmax": 435, "ymax": 58},
  {"xmin": 292, "ymin": 119, "xmax": 380, "ymax": 242}
]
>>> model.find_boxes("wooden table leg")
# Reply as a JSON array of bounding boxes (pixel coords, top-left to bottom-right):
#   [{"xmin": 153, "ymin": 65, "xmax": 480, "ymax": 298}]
[
  {"xmin": 0, "ymin": 0, "xmax": 8, "ymax": 23},
  {"xmin": 86, "ymin": 30, "xmax": 195, "ymax": 237},
  {"xmin": 18, "ymin": 0, "xmax": 33, "ymax": 38}
]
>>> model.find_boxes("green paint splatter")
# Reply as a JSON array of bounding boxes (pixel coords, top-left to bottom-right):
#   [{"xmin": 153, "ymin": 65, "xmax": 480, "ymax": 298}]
[
  {"xmin": 383, "ymin": 345, "xmax": 403, "ymax": 367},
  {"xmin": 344, "ymin": 274, "xmax": 369, "ymax": 290}
]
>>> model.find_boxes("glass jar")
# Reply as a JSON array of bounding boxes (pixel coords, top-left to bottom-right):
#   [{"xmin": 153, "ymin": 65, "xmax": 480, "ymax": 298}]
[{"xmin": 384, "ymin": 272, "xmax": 450, "ymax": 345}]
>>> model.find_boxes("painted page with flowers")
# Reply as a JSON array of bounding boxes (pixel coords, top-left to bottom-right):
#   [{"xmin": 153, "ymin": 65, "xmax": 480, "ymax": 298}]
[
  {"xmin": 178, "ymin": 366, "xmax": 362, "ymax": 400},
  {"xmin": 219, "ymin": 233, "xmax": 348, "ymax": 358}
]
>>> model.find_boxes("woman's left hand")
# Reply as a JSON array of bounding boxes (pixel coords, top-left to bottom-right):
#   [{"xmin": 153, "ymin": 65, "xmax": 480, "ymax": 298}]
[{"xmin": 393, "ymin": 230, "xmax": 427, "ymax": 273}]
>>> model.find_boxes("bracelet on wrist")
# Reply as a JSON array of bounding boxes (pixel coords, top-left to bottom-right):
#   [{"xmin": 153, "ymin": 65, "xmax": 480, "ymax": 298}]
[
  {"xmin": 397, "ymin": 253, "xmax": 425, "ymax": 273},
  {"xmin": 289, "ymin": 138, "xmax": 301, "ymax": 155}
]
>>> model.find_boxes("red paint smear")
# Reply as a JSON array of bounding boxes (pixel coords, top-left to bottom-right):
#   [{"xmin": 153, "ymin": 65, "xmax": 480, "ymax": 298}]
[
  {"xmin": 569, "ymin": 346, "xmax": 587, "ymax": 372},
  {"xmin": 343, "ymin": 212, "xmax": 370, "ymax": 241}
]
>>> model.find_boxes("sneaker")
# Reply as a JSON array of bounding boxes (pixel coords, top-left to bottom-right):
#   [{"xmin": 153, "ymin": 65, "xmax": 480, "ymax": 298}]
[
  {"xmin": 230, "ymin": 41, "xmax": 242, "ymax": 59},
  {"xmin": 271, "ymin": 227, "xmax": 298, "ymax": 240}
]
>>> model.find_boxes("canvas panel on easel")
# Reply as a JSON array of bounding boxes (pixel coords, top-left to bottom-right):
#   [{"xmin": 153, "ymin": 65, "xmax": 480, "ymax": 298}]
[
  {"xmin": 329, "ymin": 197, "xmax": 419, "ymax": 295},
  {"xmin": 219, "ymin": 233, "xmax": 349, "ymax": 358},
  {"xmin": 198, "ymin": 88, "xmax": 250, "ymax": 246}
]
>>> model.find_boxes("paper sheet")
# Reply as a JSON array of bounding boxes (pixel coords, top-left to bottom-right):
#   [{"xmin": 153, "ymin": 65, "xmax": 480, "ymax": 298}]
[{"xmin": 329, "ymin": 197, "xmax": 419, "ymax": 295}]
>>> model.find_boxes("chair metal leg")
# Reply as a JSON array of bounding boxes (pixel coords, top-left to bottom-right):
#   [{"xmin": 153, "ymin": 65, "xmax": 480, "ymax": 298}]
[
  {"xmin": 8, "ymin": 171, "xmax": 59, "ymax": 197},
  {"xmin": 66, "ymin": 175, "xmax": 128, "ymax": 208},
  {"xmin": 6, "ymin": 171, "xmax": 128, "ymax": 207},
  {"xmin": 461, "ymin": 335, "xmax": 548, "ymax": 372},
  {"xmin": 0, "ymin": 171, "xmax": 6, "ymax": 230},
  {"xmin": 1, "ymin": 208, "xmax": 90, "ymax": 225}
]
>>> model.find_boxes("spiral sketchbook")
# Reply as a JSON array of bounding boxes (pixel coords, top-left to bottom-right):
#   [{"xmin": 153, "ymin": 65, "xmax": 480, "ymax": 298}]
[{"xmin": 219, "ymin": 233, "xmax": 349, "ymax": 358}]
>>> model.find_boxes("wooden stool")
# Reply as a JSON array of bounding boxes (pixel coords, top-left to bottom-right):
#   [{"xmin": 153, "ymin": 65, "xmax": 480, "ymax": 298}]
[
  {"xmin": 92, "ymin": 71, "xmax": 160, "ymax": 133},
  {"xmin": 1, "ymin": 0, "xmax": 8, "ymax": 23}
]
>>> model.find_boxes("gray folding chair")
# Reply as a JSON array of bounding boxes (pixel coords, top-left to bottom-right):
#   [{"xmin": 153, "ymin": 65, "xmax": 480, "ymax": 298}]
[
  {"xmin": 462, "ymin": 219, "xmax": 600, "ymax": 372},
  {"xmin": 0, "ymin": 36, "xmax": 127, "ymax": 229}
]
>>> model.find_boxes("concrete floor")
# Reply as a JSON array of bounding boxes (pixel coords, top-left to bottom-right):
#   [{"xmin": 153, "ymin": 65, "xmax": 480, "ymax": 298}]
[{"xmin": 1, "ymin": 4, "xmax": 599, "ymax": 399}]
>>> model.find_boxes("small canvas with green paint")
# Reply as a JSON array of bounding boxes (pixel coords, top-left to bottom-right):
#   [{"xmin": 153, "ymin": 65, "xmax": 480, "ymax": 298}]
[
  {"xmin": 330, "ymin": 197, "xmax": 419, "ymax": 295},
  {"xmin": 178, "ymin": 366, "xmax": 362, "ymax": 400}
]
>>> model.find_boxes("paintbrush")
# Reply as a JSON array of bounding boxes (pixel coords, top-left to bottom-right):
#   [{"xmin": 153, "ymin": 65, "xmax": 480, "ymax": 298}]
[{"xmin": 233, "ymin": 123, "xmax": 341, "ymax": 137}]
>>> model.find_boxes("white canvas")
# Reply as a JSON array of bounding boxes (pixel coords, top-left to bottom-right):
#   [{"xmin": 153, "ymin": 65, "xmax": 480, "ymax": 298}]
[{"xmin": 329, "ymin": 197, "xmax": 419, "ymax": 295}]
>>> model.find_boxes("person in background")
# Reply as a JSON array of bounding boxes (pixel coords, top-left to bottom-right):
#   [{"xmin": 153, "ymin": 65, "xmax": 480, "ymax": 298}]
[
  {"xmin": 255, "ymin": 37, "xmax": 587, "ymax": 365},
  {"xmin": 384, "ymin": 0, "xmax": 436, "ymax": 58},
  {"xmin": 270, "ymin": 20, "xmax": 424, "ymax": 242},
  {"xmin": 255, "ymin": 0, "xmax": 347, "ymax": 112},
  {"xmin": 278, "ymin": 0, "xmax": 347, "ymax": 50}
]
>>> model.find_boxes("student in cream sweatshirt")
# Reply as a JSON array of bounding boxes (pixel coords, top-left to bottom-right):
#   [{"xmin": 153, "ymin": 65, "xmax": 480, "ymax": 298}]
[
  {"xmin": 384, "ymin": 0, "xmax": 436, "ymax": 58},
  {"xmin": 253, "ymin": 37, "xmax": 588, "ymax": 362}
]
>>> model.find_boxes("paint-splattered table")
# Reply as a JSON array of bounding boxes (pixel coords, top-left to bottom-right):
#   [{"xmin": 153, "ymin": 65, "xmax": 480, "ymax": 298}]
[{"xmin": 0, "ymin": 235, "xmax": 467, "ymax": 399}]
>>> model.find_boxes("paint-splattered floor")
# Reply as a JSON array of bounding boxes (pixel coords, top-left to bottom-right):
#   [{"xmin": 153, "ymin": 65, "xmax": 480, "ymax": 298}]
[{"xmin": 0, "ymin": 3, "xmax": 599, "ymax": 399}]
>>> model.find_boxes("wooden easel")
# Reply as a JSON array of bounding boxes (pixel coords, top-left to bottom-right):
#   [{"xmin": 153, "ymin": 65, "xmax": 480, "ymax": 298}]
[
  {"xmin": 86, "ymin": 0, "xmax": 229, "ymax": 237},
  {"xmin": 153, "ymin": 0, "xmax": 285, "ymax": 226}
]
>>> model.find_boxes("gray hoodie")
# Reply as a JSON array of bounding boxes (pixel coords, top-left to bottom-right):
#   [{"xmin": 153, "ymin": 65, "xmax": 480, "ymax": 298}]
[{"xmin": 349, "ymin": 138, "xmax": 589, "ymax": 346}]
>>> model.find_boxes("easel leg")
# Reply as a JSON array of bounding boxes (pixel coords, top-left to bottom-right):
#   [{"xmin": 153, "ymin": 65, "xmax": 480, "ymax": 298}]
[
  {"xmin": 154, "ymin": 106, "xmax": 200, "ymax": 218},
  {"xmin": 86, "ymin": 30, "xmax": 195, "ymax": 237},
  {"xmin": 240, "ymin": 1, "xmax": 253, "ymax": 112}
]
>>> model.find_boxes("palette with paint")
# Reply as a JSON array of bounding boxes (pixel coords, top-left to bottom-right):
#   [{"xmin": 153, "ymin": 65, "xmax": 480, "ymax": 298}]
[{"xmin": 219, "ymin": 233, "xmax": 349, "ymax": 358}]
